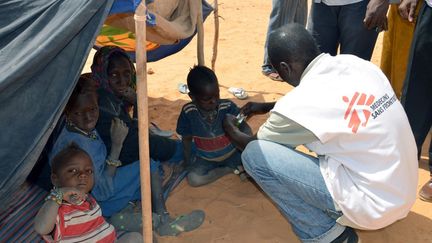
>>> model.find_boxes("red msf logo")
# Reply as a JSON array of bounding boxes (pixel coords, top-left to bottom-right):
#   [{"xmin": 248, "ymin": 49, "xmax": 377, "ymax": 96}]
[{"xmin": 343, "ymin": 92, "xmax": 375, "ymax": 133}]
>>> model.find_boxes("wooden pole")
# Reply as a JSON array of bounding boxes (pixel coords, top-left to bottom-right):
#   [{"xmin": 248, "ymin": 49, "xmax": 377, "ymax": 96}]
[
  {"xmin": 211, "ymin": 0, "xmax": 219, "ymax": 71},
  {"xmin": 134, "ymin": 3, "xmax": 153, "ymax": 243},
  {"xmin": 197, "ymin": 0, "xmax": 205, "ymax": 65}
]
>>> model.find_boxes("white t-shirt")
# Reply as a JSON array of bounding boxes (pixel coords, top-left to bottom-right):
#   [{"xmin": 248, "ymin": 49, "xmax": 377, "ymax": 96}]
[{"xmin": 272, "ymin": 54, "xmax": 418, "ymax": 230}]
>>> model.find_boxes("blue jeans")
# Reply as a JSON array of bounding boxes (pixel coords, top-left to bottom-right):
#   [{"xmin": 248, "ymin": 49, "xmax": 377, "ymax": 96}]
[
  {"xmin": 263, "ymin": 0, "xmax": 307, "ymax": 70},
  {"xmin": 242, "ymin": 140, "xmax": 345, "ymax": 242},
  {"xmin": 307, "ymin": 0, "xmax": 378, "ymax": 61}
]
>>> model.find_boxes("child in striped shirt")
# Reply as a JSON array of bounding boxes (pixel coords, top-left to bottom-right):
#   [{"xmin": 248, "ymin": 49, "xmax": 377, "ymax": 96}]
[
  {"xmin": 34, "ymin": 143, "xmax": 142, "ymax": 242},
  {"xmin": 177, "ymin": 66, "xmax": 252, "ymax": 187}
]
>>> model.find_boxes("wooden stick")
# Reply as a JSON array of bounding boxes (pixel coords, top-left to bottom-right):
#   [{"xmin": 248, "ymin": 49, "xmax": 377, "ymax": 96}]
[
  {"xmin": 197, "ymin": 0, "xmax": 205, "ymax": 65},
  {"xmin": 134, "ymin": 3, "xmax": 153, "ymax": 243},
  {"xmin": 211, "ymin": 0, "xmax": 219, "ymax": 71}
]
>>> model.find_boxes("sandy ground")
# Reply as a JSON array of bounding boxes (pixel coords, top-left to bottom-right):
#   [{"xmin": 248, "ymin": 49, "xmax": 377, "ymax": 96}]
[{"xmin": 83, "ymin": 0, "xmax": 432, "ymax": 242}]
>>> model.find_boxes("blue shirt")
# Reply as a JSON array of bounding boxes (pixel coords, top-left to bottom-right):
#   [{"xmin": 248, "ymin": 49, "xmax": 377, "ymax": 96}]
[
  {"xmin": 50, "ymin": 127, "xmax": 114, "ymax": 201},
  {"xmin": 50, "ymin": 127, "xmax": 142, "ymax": 216},
  {"xmin": 176, "ymin": 99, "xmax": 240, "ymax": 161}
]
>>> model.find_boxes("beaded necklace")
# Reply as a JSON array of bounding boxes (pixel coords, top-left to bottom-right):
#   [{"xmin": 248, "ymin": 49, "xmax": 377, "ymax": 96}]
[{"xmin": 66, "ymin": 119, "xmax": 98, "ymax": 140}]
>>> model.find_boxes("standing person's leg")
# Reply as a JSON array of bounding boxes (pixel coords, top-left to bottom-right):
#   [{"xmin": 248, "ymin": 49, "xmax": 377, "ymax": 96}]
[
  {"xmin": 263, "ymin": 0, "xmax": 307, "ymax": 78},
  {"xmin": 338, "ymin": 0, "xmax": 379, "ymax": 60},
  {"xmin": 293, "ymin": 0, "xmax": 308, "ymax": 24},
  {"xmin": 401, "ymin": 4, "xmax": 432, "ymax": 201},
  {"xmin": 263, "ymin": 0, "xmax": 282, "ymax": 75},
  {"xmin": 242, "ymin": 140, "xmax": 358, "ymax": 242},
  {"xmin": 307, "ymin": 2, "xmax": 339, "ymax": 56}
]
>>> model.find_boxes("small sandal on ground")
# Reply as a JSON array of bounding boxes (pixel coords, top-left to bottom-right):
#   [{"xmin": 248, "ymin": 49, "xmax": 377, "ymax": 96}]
[
  {"xmin": 150, "ymin": 122, "xmax": 174, "ymax": 137},
  {"xmin": 177, "ymin": 83, "xmax": 189, "ymax": 94},
  {"xmin": 228, "ymin": 87, "xmax": 248, "ymax": 100},
  {"xmin": 262, "ymin": 70, "xmax": 283, "ymax": 81},
  {"xmin": 156, "ymin": 210, "xmax": 205, "ymax": 236}
]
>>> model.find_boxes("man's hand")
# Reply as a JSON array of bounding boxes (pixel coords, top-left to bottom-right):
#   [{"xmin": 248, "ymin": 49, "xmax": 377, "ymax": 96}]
[
  {"xmin": 110, "ymin": 117, "xmax": 129, "ymax": 146},
  {"xmin": 364, "ymin": 0, "xmax": 390, "ymax": 31},
  {"xmin": 240, "ymin": 102, "xmax": 275, "ymax": 117},
  {"xmin": 399, "ymin": 0, "xmax": 418, "ymax": 22}
]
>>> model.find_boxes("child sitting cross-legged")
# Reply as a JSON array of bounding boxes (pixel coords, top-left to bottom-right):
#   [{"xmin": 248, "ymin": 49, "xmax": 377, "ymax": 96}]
[
  {"xmin": 34, "ymin": 143, "xmax": 142, "ymax": 242},
  {"xmin": 177, "ymin": 66, "xmax": 252, "ymax": 187}
]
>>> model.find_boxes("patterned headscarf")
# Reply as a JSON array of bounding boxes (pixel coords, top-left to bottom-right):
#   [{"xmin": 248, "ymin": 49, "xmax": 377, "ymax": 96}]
[{"xmin": 91, "ymin": 46, "xmax": 137, "ymax": 93}]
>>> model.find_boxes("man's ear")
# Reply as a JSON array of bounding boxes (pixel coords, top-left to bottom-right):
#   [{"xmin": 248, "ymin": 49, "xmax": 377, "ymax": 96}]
[
  {"xmin": 51, "ymin": 173, "xmax": 59, "ymax": 187},
  {"xmin": 278, "ymin": 61, "xmax": 291, "ymax": 82}
]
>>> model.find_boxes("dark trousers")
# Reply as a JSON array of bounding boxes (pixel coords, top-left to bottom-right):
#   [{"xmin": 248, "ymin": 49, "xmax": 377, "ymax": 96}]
[
  {"xmin": 307, "ymin": 0, "xmax": 378, "ymax": 60},
  {"xmin": 401, "ymin": 4, "xmax": 432, "ymax": 174}
]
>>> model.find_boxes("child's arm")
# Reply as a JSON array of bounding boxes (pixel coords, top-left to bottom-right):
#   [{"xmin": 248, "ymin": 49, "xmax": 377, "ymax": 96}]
[
  {"xmin": 223, "ymin": 114, "xmax": 257, "ymax": 151},
  {"xmin": 106, "ymin": 118, "xmax": 129, "ymax": 176},
  {"xmin": 182, "ymin": 136, "xmax": 193, "ymax": 167},
  {"xmin": 176, "ymin": 107, "xmax": 193, "ymax": 166},
  {"xmin": 34, "ymin": 198, "xmax": 60, "ymax": 235},
  {"xmin": 34, "ymin": 188, "xmax": 85, "ymax": 235}
]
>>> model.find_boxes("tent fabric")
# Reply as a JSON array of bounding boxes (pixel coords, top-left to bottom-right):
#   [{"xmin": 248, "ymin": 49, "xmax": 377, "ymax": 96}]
[
  {"xmin": 107, "ymin": 0, "xmax": 210, "ymax": 44},
  {"xmin": 97, "ymin": 0, "xmax": 213, "ymax": 62},
  {"xmin": 0, "ymin": 0, "xmax": 212, "ymax": 208},
  {"xmin": 0, "ymin": 182, "xmax": 48, "ymax": 242},
  {"xmin": 110, "ymin": 0, "xmax": 143, "ymax": 14},
  {"xmin": 0, "ymin": 0, "xmax": 114, "ymax": 207}
]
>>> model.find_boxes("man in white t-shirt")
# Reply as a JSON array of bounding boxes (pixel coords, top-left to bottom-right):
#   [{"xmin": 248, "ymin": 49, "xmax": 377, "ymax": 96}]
[{"xmin": 223, "ymin": 24, "xmax": 418, "ymax": 242}]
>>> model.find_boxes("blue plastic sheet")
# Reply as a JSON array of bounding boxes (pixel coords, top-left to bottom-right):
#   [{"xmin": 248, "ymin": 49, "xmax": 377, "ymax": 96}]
[{"xmin": 0, "ymin": 0, "xmax": 114, "ymax": 205}]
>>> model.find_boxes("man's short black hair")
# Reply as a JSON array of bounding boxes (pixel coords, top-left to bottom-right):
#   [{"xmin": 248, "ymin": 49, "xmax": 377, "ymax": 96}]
[
  {"xmin": 268, "ymin": 23, "xmax": 320, "ymax": 70},
  {"xmin": 186, "ymin": 65, "xmax": 219, "ymax": 95},
  {"xmin": 51, "ymin": 143, "xmax": 90, "ymax": 174}
]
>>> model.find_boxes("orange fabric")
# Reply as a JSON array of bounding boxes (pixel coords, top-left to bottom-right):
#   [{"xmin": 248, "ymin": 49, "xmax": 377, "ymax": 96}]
[
  {"xmin": 380, "ymin": 3, "xmax": 422, "ymax": 98},
  {"xmin": 95, "ymin": 24, "xmax": 160, "ymax": 52}
]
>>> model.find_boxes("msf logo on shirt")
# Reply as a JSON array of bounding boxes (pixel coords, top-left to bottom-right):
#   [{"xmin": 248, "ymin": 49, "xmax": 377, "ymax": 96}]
[{"xmin": 343, "ymin": 92, "xmax": 375, "ymax": 133}]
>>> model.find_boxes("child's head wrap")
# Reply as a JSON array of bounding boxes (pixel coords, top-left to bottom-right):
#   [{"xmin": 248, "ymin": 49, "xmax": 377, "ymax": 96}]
[{"xmin": 91, "ymin": 46, "xmax": 136, "ymax": 93}]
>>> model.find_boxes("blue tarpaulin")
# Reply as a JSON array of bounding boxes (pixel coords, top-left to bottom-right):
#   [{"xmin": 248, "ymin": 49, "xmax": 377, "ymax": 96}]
[
  {"xmin": 0, "ymin": 0, "xmax": 115, "ymax": 206},
  {"xmin": 0, "ymin": 0, "xmax": 212, "ymax": 206}
]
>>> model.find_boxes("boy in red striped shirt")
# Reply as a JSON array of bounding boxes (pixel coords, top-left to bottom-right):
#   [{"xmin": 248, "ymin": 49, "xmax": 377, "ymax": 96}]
[{"xmin": 34, "ymin": 143, "xmax": 141, "ymax": 242}]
